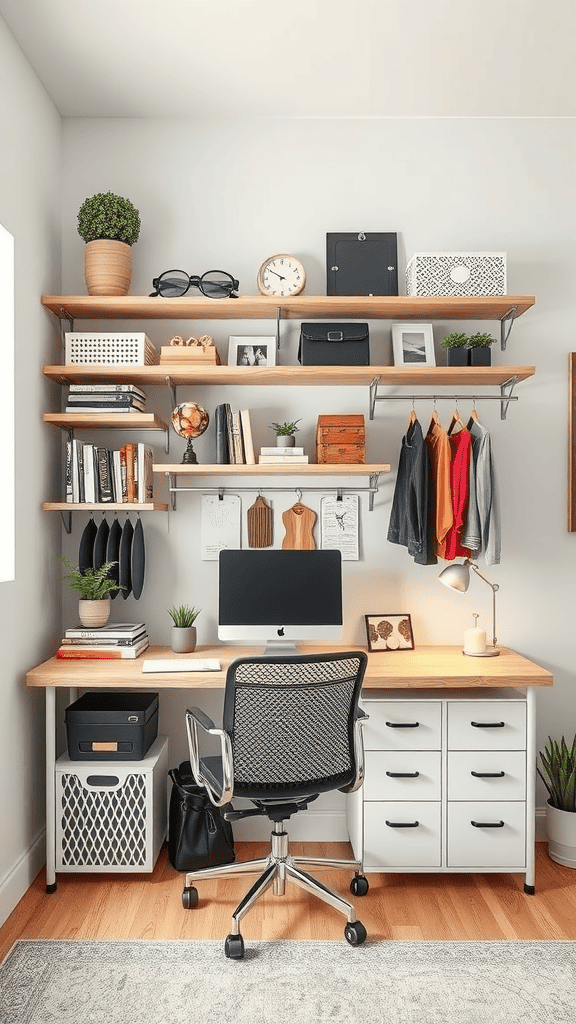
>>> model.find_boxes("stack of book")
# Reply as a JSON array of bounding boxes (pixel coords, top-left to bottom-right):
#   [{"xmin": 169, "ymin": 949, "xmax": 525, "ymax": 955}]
[
  {"xmin": 215, "ymin": 404, "xmax": 255, "ymax": 464},
  {"xmin": 258, "ymin": 446, "xmax": 309, "ymax": 465},
  {"xmin": 66, "ymin": 383, "xmax": 146, "ymax": 413},
  {"xmin": 65, "ymin": 441, "xmax": 154, "ymax": 503},
  {"xmin": 57, "ymin": 622, "xmax": 149, "ymax": 660}
]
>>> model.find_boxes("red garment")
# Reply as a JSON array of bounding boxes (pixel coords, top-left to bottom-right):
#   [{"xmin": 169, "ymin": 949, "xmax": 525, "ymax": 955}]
[{"xmin": 441, "ymin": 428, "xmax": 472, "ymax": 561}]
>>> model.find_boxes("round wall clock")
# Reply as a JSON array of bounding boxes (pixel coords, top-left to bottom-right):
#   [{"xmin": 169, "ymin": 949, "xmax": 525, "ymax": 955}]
[{"xmin": 257, "ymin": 254, "xmax": 306, "ymax": 297}]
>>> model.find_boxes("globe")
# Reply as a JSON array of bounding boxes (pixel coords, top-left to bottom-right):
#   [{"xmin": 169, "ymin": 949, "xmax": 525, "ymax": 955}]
[{"xmin": 171, "ymin": 402, "xmax": 209, "ymax": 463}]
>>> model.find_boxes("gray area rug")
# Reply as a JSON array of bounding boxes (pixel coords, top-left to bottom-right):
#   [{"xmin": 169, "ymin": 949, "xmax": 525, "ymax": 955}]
[{"xmin": 1, "ymin": 939, "xmax": 575, "ymax": 1024}]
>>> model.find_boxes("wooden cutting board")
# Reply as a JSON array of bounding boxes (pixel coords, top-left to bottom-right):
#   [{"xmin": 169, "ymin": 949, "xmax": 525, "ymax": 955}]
[{"xmin": 281, "ymin": 502, "xmax": 316, "ymax": 549}]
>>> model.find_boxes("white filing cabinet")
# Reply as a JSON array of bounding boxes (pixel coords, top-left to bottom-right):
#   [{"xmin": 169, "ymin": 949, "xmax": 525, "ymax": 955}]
[{"xmin": 347, "ymin": 687, "xmax": 535, "ymax": 892}]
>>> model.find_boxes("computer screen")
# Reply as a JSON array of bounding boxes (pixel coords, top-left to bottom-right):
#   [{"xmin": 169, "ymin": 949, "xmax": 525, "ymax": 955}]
[{"xmin": 218, "ymin": 549, "xmax": 343, "ymax": 653}]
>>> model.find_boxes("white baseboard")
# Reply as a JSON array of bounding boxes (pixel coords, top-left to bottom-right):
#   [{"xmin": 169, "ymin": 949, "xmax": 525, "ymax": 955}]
[{"xmin": 0, "ymin": 831, "xmax": 45, "ymax": 929}]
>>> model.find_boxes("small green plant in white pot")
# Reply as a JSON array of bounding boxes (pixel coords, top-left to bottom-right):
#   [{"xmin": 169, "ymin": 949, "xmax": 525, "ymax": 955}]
[
  {"xmin": 60, "ymin": 557, "xmax": 123, "ymax": 628},
  {"xmin": 168, "ymin": 604, "xmax": 201, "ymax": 653},
  {"xmin": 269, "ymin": 419, "xmax": 301, "ymax": 448},
  {"xmin": 538, "ymin": 735, "xmax": 576, "ymax": 868}
]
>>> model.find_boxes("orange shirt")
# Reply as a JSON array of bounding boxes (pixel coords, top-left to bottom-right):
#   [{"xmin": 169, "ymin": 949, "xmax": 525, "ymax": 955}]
[{"xmin": 425, "ymin": 416, "xmax": 453, "ymax": 555}]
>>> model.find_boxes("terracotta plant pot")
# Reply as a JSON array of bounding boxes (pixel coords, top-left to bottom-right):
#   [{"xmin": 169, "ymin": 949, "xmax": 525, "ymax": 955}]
[
  {"xmin": 84, "ymin": 239, "xmax": 132, "ymax": 296},
  {"xmin": 78, "ymin": 597, "xmax": 111, "ymax": 628},
  {"xmin": 171, "ymin": 626, "xmax": 197, "ymax": 654}
]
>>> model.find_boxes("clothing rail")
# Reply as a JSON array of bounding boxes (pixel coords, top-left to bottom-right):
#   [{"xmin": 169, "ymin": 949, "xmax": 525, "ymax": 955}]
[
  {"xmin": 167, "ymin": 480, "xmax": 381, "ymax": 512},
  {"xmin": 369, "ymin": 375, "xmax": 520, "ymax": 420}
]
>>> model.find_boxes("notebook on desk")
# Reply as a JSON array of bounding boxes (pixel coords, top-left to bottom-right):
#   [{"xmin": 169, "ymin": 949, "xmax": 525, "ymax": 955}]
[{"xmin": 141, "ymin": 658, "xmax": 221, "ymax": 673}]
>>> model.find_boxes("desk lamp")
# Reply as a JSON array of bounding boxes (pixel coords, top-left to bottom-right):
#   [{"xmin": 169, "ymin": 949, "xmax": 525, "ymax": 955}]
[{"xmin": 438, "ymin": 558, "xmax": 500, "ymax": 657}]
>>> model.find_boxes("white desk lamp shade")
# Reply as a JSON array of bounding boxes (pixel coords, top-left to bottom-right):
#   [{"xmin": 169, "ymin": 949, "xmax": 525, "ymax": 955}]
[{"xmin": 438, "ymin": 558, "xmax": 500, "ymax": 656}]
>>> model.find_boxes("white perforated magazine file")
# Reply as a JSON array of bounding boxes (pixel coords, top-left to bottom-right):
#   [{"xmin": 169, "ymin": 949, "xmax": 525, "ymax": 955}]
[
  {"xmin": 65, "ymin": 332, "xmax": 157, "ymax": 365},
  {"xmin": 406, "ymin": 252, "xmax": 507, "ymax": 297}
]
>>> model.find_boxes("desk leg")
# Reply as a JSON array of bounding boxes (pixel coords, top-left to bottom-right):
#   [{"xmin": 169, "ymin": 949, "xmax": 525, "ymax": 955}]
[
  {"xmin": 45, "ymin": 686, "xmax": 57, "ymax": 893},
  {"xmin": 524, "ymin": 685, "xmax": 536, "ymax": 895}
]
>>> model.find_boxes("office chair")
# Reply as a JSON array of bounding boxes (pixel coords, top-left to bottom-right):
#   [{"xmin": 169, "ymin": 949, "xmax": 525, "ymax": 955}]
[{"xmin": 182, "ymin": 650, "xmax": 369, "ymax": 958}]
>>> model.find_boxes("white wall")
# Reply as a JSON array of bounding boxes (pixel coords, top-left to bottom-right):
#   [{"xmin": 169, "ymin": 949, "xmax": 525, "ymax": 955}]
[
  {"xmin": 0, "ymin": 15, "xmax": 62, "ymax": 923},
  {"xmin": 58, "ymin": 116, "xmax": 574, "ymax": 840}
]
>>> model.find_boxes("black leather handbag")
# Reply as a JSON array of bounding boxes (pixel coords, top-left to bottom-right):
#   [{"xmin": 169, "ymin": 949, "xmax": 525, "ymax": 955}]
[
  {"xmin": 298, "ymin": 322, "xmax": 370, "ymax": 366},
  {"xmin": 168, "ymin": 760, "xmax": 235, "ymax": 872}
]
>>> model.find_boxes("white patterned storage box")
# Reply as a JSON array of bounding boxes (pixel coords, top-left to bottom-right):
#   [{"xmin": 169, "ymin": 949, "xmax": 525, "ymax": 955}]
[
  {"xmin": 406, "ymin": 252, "xmax": 507, "ymax": 297},
  {"xmin": 55, "ymin": 735, "xmax": 168, "ymax": 873},
  {"xmin": 65, "ymin": 332, "xmax": 157, "ymax": 365}
]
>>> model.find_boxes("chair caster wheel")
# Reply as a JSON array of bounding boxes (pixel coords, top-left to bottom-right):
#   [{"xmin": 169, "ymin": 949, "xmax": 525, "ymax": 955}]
[
  {"xmin": 225, "ymin": 933, "xmax": 245, "ymax": 959},
  {"xmin": 350, "ymin": 874, "xmax": 369, "ymax": 897},
  {"xmin": 344, "ymin": 920, "xmax": 367, "ymax": 946},
  {"xmin": 181, "ymin": 886, "xmax": 198, "ymax": 909}
]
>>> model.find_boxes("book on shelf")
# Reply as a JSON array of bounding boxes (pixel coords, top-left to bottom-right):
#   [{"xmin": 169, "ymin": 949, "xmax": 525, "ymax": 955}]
[
  {"xmin": 260, "ymin": 446, "xmax": 305, "ymax": 456},
  {"xmin": 112, "ymin": 449, "xmax": 125, "ymax": 502},
  {"xmin": 123, "ymin": 443, "xmax": 137, "ymax": 502},
  {"xmin": 231, "ymin": 412, "xmax": 245, "ymax": 464},
  {"xmin": 65, "ymin": 403, "xmax": 145, "ymax": 414},
  {"xmin": 215, "ymin": 403, "xmax": 229, "ymax": 464},
  {"xmin": 56, "ymin": 638, "xmax": 150, "ymax": 660},
  {"xmin": 83, "ymin": 443, "xmax": 96, "ymax": 503},
  {"xmin": 239, "ymin": 409, "xmax": 255, "ymax": 465},
  {"xmin": 60, "ymin": 632, "xmax": 148, "ymax": 647},
  {"xmin": 66, "ymin": 395, "xmax": 146, "ymax": 412},
  {"xmin": 137, "ymin": 443, "xmax": 154, "ymax": 503},
  {"xmin": 64, "ymin": 622, "xmax": 146, "ymax": 639},
  {"xmin": 258, "ymin": 454, "xmax": 309, "ymax": 464},
  {"xmin": 65, "ymin": 439, "xmax": 73, "ymax": 502},
  {"xmin": 225, "ymin": 404, "xmax": 235, "ymax": 463},
  {"xmin": 96, "ymin": 446, "xmax": 114, "ymax": 502},
  {"xmin": 68, "ymin": 383, "xmax": 146, "ymax": 401}
]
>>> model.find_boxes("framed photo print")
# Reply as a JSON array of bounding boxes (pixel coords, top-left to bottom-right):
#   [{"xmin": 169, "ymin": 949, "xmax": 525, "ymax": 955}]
[
  {"xmin": 391, "ymin": 323, "xmax": 435, "ymax": 367},
  {"xmin": 228, "ymin": 336, "xmax": 276, "ymax": 368},
  {"xmin": 365, "ymin": 614, "xmax": 414, "ymax": 652}
]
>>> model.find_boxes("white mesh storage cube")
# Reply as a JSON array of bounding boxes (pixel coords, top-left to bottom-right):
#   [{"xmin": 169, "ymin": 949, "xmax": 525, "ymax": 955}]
[
  {"xmin": 65, "ymin": 332, "xmax": 157, "ymax": 365},
  {"xmin": 55, "ymin": 735, "xmax": 168, "ymax": 873},
  {"xmin": 406, "ymin": 252, "xmax": 507, "ymax": 297}
]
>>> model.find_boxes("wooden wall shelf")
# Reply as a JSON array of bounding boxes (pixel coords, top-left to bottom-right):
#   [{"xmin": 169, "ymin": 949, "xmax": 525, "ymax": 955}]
[
  {"xmin": 153, "ymin": 463, "xmax": 390, "ymax": 477},
  {"xmin": 43, "ymin": 412, "xmax": 168, "ymax": 431}
]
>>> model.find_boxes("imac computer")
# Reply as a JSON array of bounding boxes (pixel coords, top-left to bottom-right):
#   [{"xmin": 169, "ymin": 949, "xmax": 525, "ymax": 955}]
[{"xmin": 218, "ymin": 549, "xmax": 343, "ymax": 653}]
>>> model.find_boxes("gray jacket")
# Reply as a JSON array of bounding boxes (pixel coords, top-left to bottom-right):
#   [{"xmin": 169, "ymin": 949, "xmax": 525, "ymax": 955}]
[{"xmin": 462, "ymin": 419, "xmax": 501, "ymax": 565}]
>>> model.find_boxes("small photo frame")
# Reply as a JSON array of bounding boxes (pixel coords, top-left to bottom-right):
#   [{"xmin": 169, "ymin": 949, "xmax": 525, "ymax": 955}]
[
  {"xmin": 365, "ymin": 614, "xmax": 414, "ymax": 652},
  {"xmin": 391, "ymin": 323, "xmax": 435, "ymax": 367},
  {"xmin": 228, "ymin": 336, "xmax": 276, "ymax": 367}
]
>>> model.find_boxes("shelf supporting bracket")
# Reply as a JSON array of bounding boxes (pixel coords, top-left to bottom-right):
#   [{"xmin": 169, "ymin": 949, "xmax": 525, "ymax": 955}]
[
  {"xmin": 169, "ymin": 473, "xmax": 177, "ymax": 511},
  {"xmin": 165, "ymin": 375, "xmax": 177, "ymax": 410},
  {"xmin": 58, "ymin": 308, "xmax": 74, "ymax": 356},
  {"xmin": 369, "ymin": 376, "xmax": 381, "ymax": 420},
  {"xmin": 500, "ymin": 307, "xmax": 518, "ymax": 351},
  {"xmin": 500, "ymin": 375, "xmax": 519, "ymax": 420},
  {"xmin": 276, "ymin": 306, "xmax": 281, "ymax": 350},
  {"xmin": 59, "ymin": 510, "xmax": 72, "ymax": 534},
  {"xmin": 369, "ymin": 473, "xmax": 379, "ymax": 511}
]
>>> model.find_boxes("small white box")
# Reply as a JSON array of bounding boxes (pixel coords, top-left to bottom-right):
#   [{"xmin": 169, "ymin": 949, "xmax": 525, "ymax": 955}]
[
  {"xmin": 55, "ymin": 735, "xmax": 168, "ymax": 872},
  {"xmin": 65, "ymin": 332, "xmax": 157, "ymax": 365},
  {"xmin": 406, "ymin": 252, "xmax": 507, "ymax": 297}
]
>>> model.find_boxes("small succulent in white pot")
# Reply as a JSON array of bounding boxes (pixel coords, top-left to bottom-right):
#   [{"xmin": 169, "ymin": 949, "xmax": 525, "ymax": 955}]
[{"xmin": 168, "ymin": 604, "xmax": 201, "ymax": 653}]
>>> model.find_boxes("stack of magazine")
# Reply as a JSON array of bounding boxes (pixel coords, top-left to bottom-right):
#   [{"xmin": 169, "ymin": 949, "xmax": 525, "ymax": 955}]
[
  {"xmin": 57, "ymin": 622, "xmax": 149, "ymax": 659},
  {"xmin": 66, "ymin": 383, "xmax": 146, "ymax": 413}
]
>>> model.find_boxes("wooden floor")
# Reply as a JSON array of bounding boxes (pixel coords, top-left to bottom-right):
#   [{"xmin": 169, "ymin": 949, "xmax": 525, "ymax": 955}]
[{"xmin": 2, "ymin": 842, "xmax": 576, "ymax": 960}]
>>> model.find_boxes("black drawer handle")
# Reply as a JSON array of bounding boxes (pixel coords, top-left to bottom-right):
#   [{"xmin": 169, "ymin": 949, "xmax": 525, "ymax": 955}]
[
  {"xmin": 471, "ymin": 771, "xmax": 506, "ymax": 778},
  {"xmin": 471, "ymin": 721, "xmax": 505, "ymax": 728},
  {"xmin": 386, "ymin": 721, "xmax": 420, "ymax": 728},
  {"xmin": 471, "ymin": 820, "xmax": 505, "ymax": 828},
  {"xmin": 385, "ymin": 820, "xmax": 420, "ymax": 828},
  {"xmin": 386, "ymin": 771, "xmax": 420, "ymax": 778}
]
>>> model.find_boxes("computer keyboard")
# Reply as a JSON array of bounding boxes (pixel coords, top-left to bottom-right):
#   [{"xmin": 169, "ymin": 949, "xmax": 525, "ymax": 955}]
[{"xmin": 141, "ymin": 658, "xmax": 221, "ymax": 673}]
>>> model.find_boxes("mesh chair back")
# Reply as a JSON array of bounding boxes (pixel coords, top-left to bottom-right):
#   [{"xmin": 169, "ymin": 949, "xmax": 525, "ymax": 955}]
[{"xmin": 222, "ymin": 651, "xmax": 367, "ymax": 800}]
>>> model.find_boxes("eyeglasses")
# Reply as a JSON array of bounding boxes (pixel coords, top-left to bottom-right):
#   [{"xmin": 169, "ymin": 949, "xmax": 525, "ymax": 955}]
[{"xmin": 149, "ymin": 270, "xmax": 239, "ymax": 299}]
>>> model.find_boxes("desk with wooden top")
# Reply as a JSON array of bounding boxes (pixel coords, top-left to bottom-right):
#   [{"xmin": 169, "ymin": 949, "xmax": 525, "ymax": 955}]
[{"xmin": 26, "ymin": 644, "xmax": 553, "ymax": 892}]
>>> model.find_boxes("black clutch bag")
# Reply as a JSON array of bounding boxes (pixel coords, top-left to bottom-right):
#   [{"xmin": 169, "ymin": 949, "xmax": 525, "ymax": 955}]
[{"xmin": 298, "ymin": 322, "xmax": 370, "ymax": 366}]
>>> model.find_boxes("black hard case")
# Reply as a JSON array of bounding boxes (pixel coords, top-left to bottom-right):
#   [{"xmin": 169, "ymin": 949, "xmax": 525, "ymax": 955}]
[
  {"xmin": 326, "ymin": 232, "xmax": 398, "ymax": 296},
  {"xmin": 65, "ymin": 691, "xmax": 159, "ymax": 761},
  {"xmin": 298, "ymin": 322, "xmax": 370, "ymax": 366}
]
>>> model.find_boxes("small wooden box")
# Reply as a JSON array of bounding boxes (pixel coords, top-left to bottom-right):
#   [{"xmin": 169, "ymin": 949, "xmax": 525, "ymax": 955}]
[
  {"xmin": 160, "ymin": 346, "xmax": 221, "ymax": 364},
  {"xmin": 316, "ymin": 415, "xmax": 366, "ymax": 464}
]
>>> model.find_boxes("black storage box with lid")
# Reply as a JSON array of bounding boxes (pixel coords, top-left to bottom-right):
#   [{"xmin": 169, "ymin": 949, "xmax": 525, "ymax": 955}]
[
  {"xmin": 298, "ymin": 322, "xmax": 370, "ymax": 366},
  {"xmin": 65, "ymin": 691, "xmax": 159, "ymax": 761}
]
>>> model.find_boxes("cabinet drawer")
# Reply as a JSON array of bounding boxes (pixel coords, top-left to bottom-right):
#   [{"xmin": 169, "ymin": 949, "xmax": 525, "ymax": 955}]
[
  {"xmin": 447, "ymin": 801, "xmax": 526, "ymax": 867},
  {"xmin": 364, "ymin": 801, "xmax": 441, "ymax": 868},
  {"xmin": 362, "ymin": 701, "xmax": 441, "ymax": 750},
  {"xmin": 365, "ymin": 751, "xmax": 441, "ymax": 801},
  {"xmin": 447, "ymin": 702, "xmax": 526, "ymax": 750},
  {"xmin": 448, "ymin": 751, "xmax": 526, "ymax": 800}
]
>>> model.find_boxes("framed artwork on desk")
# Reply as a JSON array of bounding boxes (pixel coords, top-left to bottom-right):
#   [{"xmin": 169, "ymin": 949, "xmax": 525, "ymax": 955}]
[{"xmin": 365, "ymin": 614, "xmax": 414, "ymax": 652}]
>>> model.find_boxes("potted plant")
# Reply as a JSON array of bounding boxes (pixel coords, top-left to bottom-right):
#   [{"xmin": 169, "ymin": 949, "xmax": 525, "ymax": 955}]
[
  {"xmin": 269, "ymin": 419, "xmax": 301, "ymax": 448},
  {"xmin": 60, "ymin": 557, "xmax": 123, "ymax": 628},
  {"xmin": 467, "ymin": 331, "xmax": 496, "ymax": 367},
  {"xmin": 538, "ymin": 735, "xmax": 576, "ymax": 868},
  {"xmin": 168, "ymin": 604, "xmax": 201, "ymax": 653},
  {"xmin": 440, "ymin": 332, "xmax": 469, "ymax": 367},
  {"xmin": 77, "ymin": 191, "xmax": 141, "ymax": 296}
]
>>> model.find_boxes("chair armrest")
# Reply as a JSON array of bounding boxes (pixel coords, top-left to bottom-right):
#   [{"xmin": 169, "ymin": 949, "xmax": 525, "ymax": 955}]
[
  {"xmin": 185, "ymin": 707, "xmax": 234, "ymax": 807},
  {"xmin": 342, "ymin": 708, "xmax": 369, "ymax": 794}
]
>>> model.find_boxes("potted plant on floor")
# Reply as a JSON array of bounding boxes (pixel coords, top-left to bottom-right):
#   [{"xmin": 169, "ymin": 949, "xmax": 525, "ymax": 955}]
[
  {"xmin": 441, "ymin": 332, "xmax": 470, "ymax": 367},
  {"xmin": 269, "ymin": 419, "xmax": 301, "ymax": 448},
  {"xmin": 538, "ymin": 735, "xmax": 576, "ymax": 868},
  {"xmin": 168, "ymin": 604, "xmax": 201, "ymax": 653},
  {"xmin": 77, "ymin": 191, "xmax": 141, "ymax": 296},
  {"xmin": 467, "ymin": 331, "xmax": 496, "ymax": 367},
  {"xmin": 60, "ymin": 557, "xmax": 123, "ymax": 627}
]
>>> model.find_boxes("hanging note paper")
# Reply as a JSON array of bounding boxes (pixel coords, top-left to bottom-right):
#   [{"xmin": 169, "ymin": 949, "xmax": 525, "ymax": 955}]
[
  {"xmin": 320, "ymin": 494, "xmax": 359, "ymax": 560},
  {"xmin": 201, "ymin": 494, "xmax": 241, "ymax": 560}
]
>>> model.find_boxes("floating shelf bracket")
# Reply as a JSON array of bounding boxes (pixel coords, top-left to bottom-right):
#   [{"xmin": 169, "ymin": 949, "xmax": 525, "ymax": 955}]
[
  {"xmin": 276, "ymin": 306, "xmax": 281, "ymax": 350},
  {"xmin": 369, "ymin": 376, "xmax": 382, "ymax": 420},
  {"xmin": 499, "ymin": 375, "xmax": 520, "ymax": 420},
  {"xmin": 500, "ymin": 307, "xmax": 518, "ymax": 351},
  {"xmin": 59, "ymin": 510, "xmax": 72, "ymax": 534}
]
